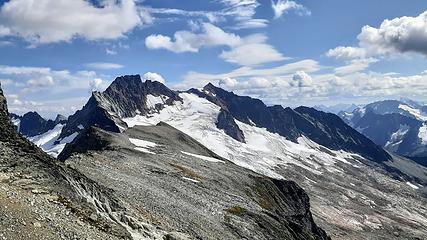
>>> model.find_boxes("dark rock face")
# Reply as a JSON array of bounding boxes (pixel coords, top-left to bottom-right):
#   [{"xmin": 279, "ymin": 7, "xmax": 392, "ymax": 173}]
[
  {"xmin": 294, "ymin": 107, "xmax": 392, "ymax": 162},
  {"xmin": 101, "ymin": 75, "xmax": 181, "ymax": 118},
  {"xmin": 18, "ymin": 112, "xmax": 57, "ymax": 137},
  {"xmin": 354, "ymin": 111, "xmax": 421, "ymax": 148},
  {"xmin": 216, "ymin": 109, "xmax": 246, "ymax": 143},
  {"xmin": 199, "ymin": 83, "xmax": 391, "ymax": 162},
  {"xmin": 54, "ymin": 114, "xmax": 68, "ymax": 124},
  {"xmin": 58, "ymin": 127, "xmax": 112, "ymax": 161},
  {"xmin": 59, "ymin": 75, "xmax": 182, "ymax": 140},
  {"xmin": 0, "ymin": 83, "xmax": 15, "ymax": 140},
  {"xmin": 59, "ymin": 95, "xmax": 123, "ymax": 140}
]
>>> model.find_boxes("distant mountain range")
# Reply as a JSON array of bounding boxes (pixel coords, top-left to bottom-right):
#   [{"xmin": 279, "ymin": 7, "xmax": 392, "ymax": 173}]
[
  {"xmin": 339, "ymin": 99, "xmax": 427, "ymax": 167},
  {"xmin": 5, "ymin": 75, "xmax": 427, "ymax": 239}
]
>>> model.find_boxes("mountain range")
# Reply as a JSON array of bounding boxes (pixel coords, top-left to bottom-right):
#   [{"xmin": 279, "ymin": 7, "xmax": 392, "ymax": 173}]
[
  {"xmin": 4, "ymin": 75, "xmax": 427, "ymax": 239},
  {"xmin": 339, "ymin": 99, "xmax": 427, "ymax": 167},
  {"xmin": 1, "ymin": 80, "xmax": 332, "ymax": 239}
]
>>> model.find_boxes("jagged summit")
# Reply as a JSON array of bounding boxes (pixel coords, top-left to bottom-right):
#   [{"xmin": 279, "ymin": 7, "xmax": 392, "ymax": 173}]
[
  {"xmin": 59, "ymin": 75, "xmax": 181, "ymax": 140},
  {"xmin": 99, "ymin": 74, "xmax": 181, "ymax": 118},
  {"xmin": 54, "ymin": 114, "xmax": 68, "ymax": 124}
]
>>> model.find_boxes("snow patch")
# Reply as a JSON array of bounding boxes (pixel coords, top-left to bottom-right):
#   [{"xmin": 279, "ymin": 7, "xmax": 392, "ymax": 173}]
[
  {"xmin": 129, "ymin": 138, "xmax": 157, "ymax": 154},
  {"xmin": 146, "ymin": 94, "xmax": 167, "ymax": 109},
  {"xmin": 181, "ymin": 151, "xmax": 224, "ymax": 163},
  {"xmin": 11, "ymin": 118, "xmax": 20, "ymax": 131},
  {"xmin": 398, "ymin": 104, "xmax": 427, "ymax": 121},
  {"xmin": 134, "ymin": 147, "xmax": 156, "ymax": 154},
  {"xmin": 182, "ymin": 177, "xmax": 200, "ymax": 183},
  {"xmin": 418, "ymin": 123, "xmax": 427, "ymax": 145},
  {"xmin": 28, "ymin": 124, "xmax": 78, "ymax": 158},
  {"xmin": 385, "ymin": 124, "xmax": 410, "ymax": 150},
  {"xmin": 406, "ymin": 182, "xmax": 419, "ymax": 190}
]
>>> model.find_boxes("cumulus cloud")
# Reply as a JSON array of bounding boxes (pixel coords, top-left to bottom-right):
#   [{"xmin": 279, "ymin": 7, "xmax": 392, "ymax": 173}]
[
  {"xmin": 220, "ymin": 43, "xmax": 286, "ymax": 66},
  {"xmin": 177, "ymin": 59, "xmax": 320, "ymax": 89},
  {"xmin": 174, "ymin": 57, "xmax": 427, "ymax": 107},
  {"xmin": 145, "ymin": 23, "xmax": 241, "ymax": 53},
  {"xmin": 89, "ymin": 78, "xmax": 107, "ymax": 92},
  {"xmin": 146, "ymin": 23, "xmax": 285, "ymax": 65},
  {"xmin": 0, "ymin": 65, "xmax": 107, "ymax": 94},
  {"xmin": 0, "ymin": 0, "xmax": 142, "ymax": 44},
  {"xmin": 0, "ymin": 65, "xmax": 112, "ymax": 116},
  {"xmin": 218, "ymin": 77, "xmax": 238, "ymax": 88},
  {"xmin": 291, "ymin": 71, "xmax": 312, "ymax": 87},
  {"xmin": 271, "ymin": 0, "xmax": 311, "ymax": 19},
  {"xmin": 26, "ymin": 75, "xmax": 55, "ymax": 87},
  {"xmin": 142, "ymin": 72, "xmax": 166, "ymax": 84},
  {"xmin": 85, "ymin": 62, "xmax": 124, "ymax": 70},
  {"xmin": 328, "ymin": 11, "xmax": 427, "ymax": 60}
]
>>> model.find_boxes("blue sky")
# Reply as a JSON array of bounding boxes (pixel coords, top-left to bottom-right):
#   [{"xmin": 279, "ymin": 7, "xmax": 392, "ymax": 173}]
[{"xmin": 1, "ymin": 0, "xmax": 427, "ymax": 118}]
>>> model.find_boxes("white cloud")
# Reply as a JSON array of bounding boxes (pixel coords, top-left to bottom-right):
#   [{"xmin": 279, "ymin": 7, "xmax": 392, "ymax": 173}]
[
  {"xmin": 174, "ymin": 57, "xmax": 427, "ymax": 107},
  {"xmin": 26, "ymin": 75, "xmax": 55, "ymax": 87},
  {"xmin": 271, "ymin": 0, "xmax": 311, "ymax": 19},
  {"xmin": 146, "ymin": 23, "xmax": 285, "ymax": 66},
  {"xmin": 326, "ymin": 46, "xmax": 367, "ymax": 60},
  {"xmin": 177, "ymin": 59, "xmax": 320, "ymax": 89},
  {"xmin": 334, "ymin": 58, "xmax": 378, "ymax": 76},
  {"xmin": 145, "ymin": 23, "xmax": 241, "ymax": 53},
  {"xmin": 218, "ymin": 77, "xmax": 238, "ymax": 88},
  {"xmin": 0, "ymin": 65, "xmax": 112, "ymax": 117},
  {"xmin": 291, "ymin": 71, "xmax": 312, "ymax": 87},
  {"xmin": 0, "ymin": 0, "xmax": 142, "ymax": 44},
  {"xmin": 142, "ymin": 72, "xmax": 166, "ymax": 84},
  {"xmin": 0, "ymin": 65, "xmax": 107, "ymax": 93},
  {"xmin": 328, "ymin": 11, "xmax": 427, "ymax": 60},
  {"xmin": 0, "ymin": 25, "xmax": 10, "ymax": 36},
  {"xmin": 220, "ymin": 43, "xmax": 286, "ymax": 65},
  {"xmin": 85, "ymin": 62, "xmax": 124, "ymax": 70},
  {"xmin": 89, "ymin": 78, "xmax": 107, "ymax": 92},
  {"xmin": 106, "ymin": 48, "xmax": 118, "ymax": 55},
  {"xmin": 219, "ymin": 0, "xmax": 268, "ymax": 29}
]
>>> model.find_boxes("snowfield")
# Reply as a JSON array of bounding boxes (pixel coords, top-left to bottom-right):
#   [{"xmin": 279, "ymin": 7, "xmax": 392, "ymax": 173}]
[
  {"xmin": 418, "ymin": 123, "xmax": 427, "ymax": 145},
  {"xmin": 399, "ymin": 104, "xmax": 427, "ymax": 121},
  {"xmin": 124, "ymin": 93, "xmax": 364, "ymax": 179},
  {"xmin": 28, "ymin": 124, "xmax": 78, "ymax": 157}
]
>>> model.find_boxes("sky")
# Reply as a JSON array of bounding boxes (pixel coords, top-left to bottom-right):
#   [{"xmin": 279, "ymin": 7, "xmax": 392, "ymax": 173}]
[{"xmin": 1, "ymin": 0, "xmax": 427, "ymax": 118}]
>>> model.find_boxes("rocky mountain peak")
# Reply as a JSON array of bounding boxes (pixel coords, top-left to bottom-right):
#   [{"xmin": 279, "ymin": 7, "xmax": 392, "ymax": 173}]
[
  {"xmin": 59, "ymin": 75, "xmax": 182, "ymax": 140},
  {"xmin": 54, "ymin": 114, "xmax": 67, "ymax": 124}
]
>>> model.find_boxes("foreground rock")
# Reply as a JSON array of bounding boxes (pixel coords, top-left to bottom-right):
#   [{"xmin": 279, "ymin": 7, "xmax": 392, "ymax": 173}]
[
  {"xmin": 0, "ymin": 83, "xmax": 191, "ymax": 239},
  {"xmin": 61, "ymin": 123, "xmax": 330, "ymax": 240}
]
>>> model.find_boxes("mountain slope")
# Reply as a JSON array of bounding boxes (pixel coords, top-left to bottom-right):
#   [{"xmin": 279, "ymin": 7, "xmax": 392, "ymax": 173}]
[
  {"xmin": 191, "ymin": 83, "xmax": 390, "ymax": 162},
  {"xmin": 60, "ymin": 123, "xmax": 330, "ymax": 239},
  {"xmin": 55, "ymin": 75, "xmax": 427, "ymax": 239},
  {"xmin": 0, "ymin": 84, "xmax": 196, "ymax": 239}
]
